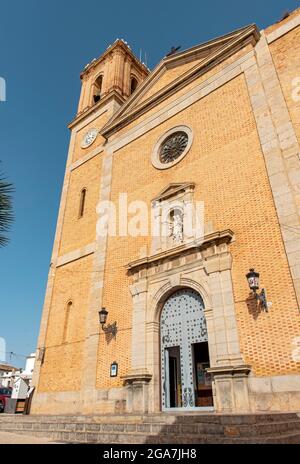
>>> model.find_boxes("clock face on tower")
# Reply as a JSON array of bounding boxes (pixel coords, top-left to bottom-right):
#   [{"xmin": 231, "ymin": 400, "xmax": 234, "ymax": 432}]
[{"xmin": 81, "ymin": 128, "xmax": 98, "ymax": 149}]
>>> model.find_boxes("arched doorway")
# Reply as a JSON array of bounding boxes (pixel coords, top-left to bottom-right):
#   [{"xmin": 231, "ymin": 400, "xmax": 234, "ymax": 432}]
[{"xmin": 160, "ymin": 288, "xmax": 213, "ymax": 410}]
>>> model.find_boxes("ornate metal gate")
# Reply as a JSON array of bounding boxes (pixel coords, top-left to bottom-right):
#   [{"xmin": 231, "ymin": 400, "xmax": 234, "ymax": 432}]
[{"xmin": 160, "ymin": 289, "xmax": 208, "ymax": 409}]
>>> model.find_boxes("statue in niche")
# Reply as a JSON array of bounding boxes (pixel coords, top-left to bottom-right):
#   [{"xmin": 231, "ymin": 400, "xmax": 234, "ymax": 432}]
[{"xmin": 169, "ymin": 209, "xmax": 183, "ymax": 244}]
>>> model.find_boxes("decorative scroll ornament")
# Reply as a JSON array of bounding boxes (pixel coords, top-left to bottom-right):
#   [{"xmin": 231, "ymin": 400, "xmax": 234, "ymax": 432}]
[{"xmin": 188, "ymin": 387, "xmax": 194, "ymax": 407}]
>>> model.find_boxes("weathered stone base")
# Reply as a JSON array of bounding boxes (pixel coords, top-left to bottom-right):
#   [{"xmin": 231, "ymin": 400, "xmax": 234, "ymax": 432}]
[
  {"xmin": 30, "ymin": 391, "xmax": 83, "ymax": 415},
  {"xmin": 31, "ymin": 374, "xmax": 300, "ymax": 415},
  {"xmin": 31, "ymin": 387, "xmax": 127, "ymax": 416},
  {"xmin": 248, "ymin": 375, "xmax": 300, "ymax": 412},
  {"xmin": 122, "ymin": 370, "xmax": 152, "ymax": 414},
  {"xmin": 209, "ymin": 365, "xmax": 251, "ymax": 413}
]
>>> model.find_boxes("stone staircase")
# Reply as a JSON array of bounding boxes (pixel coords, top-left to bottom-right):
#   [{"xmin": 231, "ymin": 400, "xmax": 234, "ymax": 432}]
[{"xmin": 0, "ymin": 412, "xmax": 300, "ymax": 444}]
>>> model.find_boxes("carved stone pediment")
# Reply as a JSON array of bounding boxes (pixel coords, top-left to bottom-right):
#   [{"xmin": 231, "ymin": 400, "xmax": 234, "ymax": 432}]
[
  {"xmin": 101, "ymin": 25, "xmax": 260, "ymax": 138},
  {"xmin": 152, "ymin": 182, "xmax": 195, "ymax": 203}
]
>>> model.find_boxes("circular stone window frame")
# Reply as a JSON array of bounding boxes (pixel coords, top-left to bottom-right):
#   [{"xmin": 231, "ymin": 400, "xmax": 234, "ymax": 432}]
[
  {"xmin": 151, "ymin": 125, "xmax": 194, "ymax": 170},
  {"xmin": 81, "ymin": 128, "xmax": 99, "ymax": 149}
]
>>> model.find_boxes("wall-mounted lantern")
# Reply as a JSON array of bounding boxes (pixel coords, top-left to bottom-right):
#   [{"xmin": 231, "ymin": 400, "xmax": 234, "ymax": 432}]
[
  {"xmin": 246, "ymin": 269, "xmax": 269, "ymax": 312},
  {"xmin": 98, "ymin": 308, "xmax": 118, "ymax": 337}
]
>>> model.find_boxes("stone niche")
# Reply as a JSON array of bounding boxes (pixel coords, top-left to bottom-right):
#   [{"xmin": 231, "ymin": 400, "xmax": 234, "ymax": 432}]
[{"xmin": 123, "ymin": 227, "xmax": 252, "ymax": 414}]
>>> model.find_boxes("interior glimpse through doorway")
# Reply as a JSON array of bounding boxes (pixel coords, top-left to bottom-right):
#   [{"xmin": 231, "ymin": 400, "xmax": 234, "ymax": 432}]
[
  {"xmin": 193, "ymin": 342, "xmax": 213, "ymax": 407},
  {"xmin": 167, "ymin": 346, "xmax": 182, "ymax": 408},
  {"xmin": 165, "ymin": 342, "xmax": 213, "ymax": 409}
]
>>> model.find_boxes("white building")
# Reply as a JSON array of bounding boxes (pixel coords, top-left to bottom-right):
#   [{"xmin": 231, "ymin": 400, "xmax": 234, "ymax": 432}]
[
  {"xmin": 0, "ymin": 354, "xmax": 36, "ymax": 388},
  {"xmin": 0, "ymin": 363, "xmax": 20, "ymax": 388},
  {"xmin": 21, "ymin": 353, "xmax": 36, "ymax": 384}
]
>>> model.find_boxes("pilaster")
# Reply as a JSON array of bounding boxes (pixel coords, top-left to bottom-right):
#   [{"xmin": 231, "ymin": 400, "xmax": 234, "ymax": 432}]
[
  {"xmin": 129, "ymin": 279, "xmax": 148, "ymax": 370},
  {"xmin": 81, "ymin": 147, "xmax": 114, "ymax": 410},
  {"xmin": 123, "ymin": 56, "xmax": 132, "ymax": 98},
  {"xmin": 244, "ymin": 32, "xmax": 300, "ymax": 308}
]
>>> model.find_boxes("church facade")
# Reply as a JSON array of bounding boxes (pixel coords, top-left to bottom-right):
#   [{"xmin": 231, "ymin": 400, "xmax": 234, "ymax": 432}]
[{"xmin": 32, "ymin": 9, "xmax": 300, "ymax": 415}]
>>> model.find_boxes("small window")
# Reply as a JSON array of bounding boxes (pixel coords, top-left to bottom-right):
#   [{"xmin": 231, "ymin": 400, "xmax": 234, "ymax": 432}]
[
  {"xmin": 79, "ymin": 189, "xmax": 87, "ymax": 218},
  {"xmin": 130, "ymin": 77, "xmax": 138, "ymax": 95},
  {"xmin": 93, "ymin": 75, "xmax": 103, "ymax": 104}
]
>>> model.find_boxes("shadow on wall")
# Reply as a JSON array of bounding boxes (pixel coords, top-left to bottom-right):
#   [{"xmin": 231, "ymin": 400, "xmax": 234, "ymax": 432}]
[{"xmin": 246, "ymin": 292, "xmax": 263, "ymax": 320}]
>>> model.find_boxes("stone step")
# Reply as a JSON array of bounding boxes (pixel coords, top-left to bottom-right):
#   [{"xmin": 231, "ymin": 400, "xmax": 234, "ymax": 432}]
[
  {"xmin": 0, "ymin": 413, "xmax": 145, "ymax": 424},
  {"xmin": 1, "ymin": 413, "xmax": 300, "ymax": 444},
  {"xmin": 1, "ymin": 419, "xmax": 300, "ymax": 438},
  {"xmin": 141, "ymin": 431, "xmax": 300, "ymax": 445},
  {"xmin": 1, "ymin": 427, "xmax": 300, "ymax": 444},
  {"xmin": 1, "ymin": 412, "xmax": 299, "ymax": 425},
  {"xmin": 1, "ymin": 418, "xmax": 300, "ymax": 436}
]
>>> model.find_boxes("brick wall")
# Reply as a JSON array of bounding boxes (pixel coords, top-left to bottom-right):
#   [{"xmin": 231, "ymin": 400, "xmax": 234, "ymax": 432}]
[
  {"xmin": 38, "ymin": 255, "xmax": 93, "ymax": 392},
  {"xmin": 37, "ymin": 15, "xmax": 300, "ymax": 399},
  {"xmin": 270, "ymin": 26, "xmax": 300, "ymax": 146},
  {"xmin": 97, "ymin": 72, "xmax": 300, "ymax": 388},
  {"xmin": 59, "ymin": 155, "xmax": 102, "ymax": 256},
  {"xmin": 139, "ymin": 58, "xmax": 204, "ymax": 104}
]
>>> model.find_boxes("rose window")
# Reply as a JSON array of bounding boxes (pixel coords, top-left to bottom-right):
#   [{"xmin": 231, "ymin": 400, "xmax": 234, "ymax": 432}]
[{"xmin": 159, "ymin": 131, "xmax": 189, "ymax": 164}]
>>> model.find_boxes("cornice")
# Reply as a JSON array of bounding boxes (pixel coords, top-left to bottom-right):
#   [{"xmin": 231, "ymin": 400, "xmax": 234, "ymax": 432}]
[
  {"xmin": 80, "ymin": 39, "xmax": 149, "ymax": 79},
  {"xmin": 152, "ymin": 182, "xmax": 195, "ymax": 202},
  {"xmin": 101, "ymin": 25, "xmax": 260, "ymax": 138},
  {"xmin": 126, "ymin": 229, "xmax": 234, "ymax": 271},
  {"xmin": 207, "ymin": 365, "xmax": 252, "ymax": 376},
  {"xmin": 68, "ymin": 91, "xmax": 125, "ymax": 130},
  {"xmin": 106, "ymin": 25, "xmax": 258, "ymax": 129},
  {"xmin": 163, "ymin": 24, "xmax": 256, "ymax": 69}
]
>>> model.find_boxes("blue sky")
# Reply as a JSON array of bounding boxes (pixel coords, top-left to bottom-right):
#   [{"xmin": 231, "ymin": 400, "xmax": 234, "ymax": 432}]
[{"xmin": 0, "ymin": 0, "xmax": 299, "ymax": 367}]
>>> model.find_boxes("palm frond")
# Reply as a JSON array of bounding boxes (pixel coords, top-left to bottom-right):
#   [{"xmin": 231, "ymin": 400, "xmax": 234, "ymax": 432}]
[{"xmin": 0, "ymin": 170, "xmax": 14, "ymax": 247}]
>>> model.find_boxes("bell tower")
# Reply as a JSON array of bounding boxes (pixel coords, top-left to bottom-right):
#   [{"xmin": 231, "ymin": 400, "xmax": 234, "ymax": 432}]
[{"xmin": 77, "ymin": 39, "xmax": 149, "ymax": 115}]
